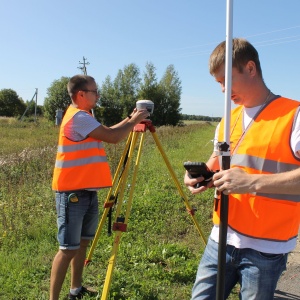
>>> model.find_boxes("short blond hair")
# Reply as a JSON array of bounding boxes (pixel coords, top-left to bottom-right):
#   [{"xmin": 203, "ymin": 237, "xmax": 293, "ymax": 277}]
[{"xmin": 209, "ymin": 38, "xmax": 262, "ymax": 78}]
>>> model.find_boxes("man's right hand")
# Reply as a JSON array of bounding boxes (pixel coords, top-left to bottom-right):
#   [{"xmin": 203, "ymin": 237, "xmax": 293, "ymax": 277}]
[{"xmin": 184, "ymin": 171, "xmax": 214, "ymax": 194}]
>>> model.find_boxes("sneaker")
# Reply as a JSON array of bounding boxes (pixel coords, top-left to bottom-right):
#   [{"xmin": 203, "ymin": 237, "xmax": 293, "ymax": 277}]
[{"xmin": 67, "ymin": 286, "xmax": 98, "ymax": 299}]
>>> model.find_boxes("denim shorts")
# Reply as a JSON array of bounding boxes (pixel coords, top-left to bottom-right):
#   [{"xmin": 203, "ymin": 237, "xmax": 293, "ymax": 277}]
[{"xmin": 55, "ymin": 190, "xmax": 99, "ymax": 250}]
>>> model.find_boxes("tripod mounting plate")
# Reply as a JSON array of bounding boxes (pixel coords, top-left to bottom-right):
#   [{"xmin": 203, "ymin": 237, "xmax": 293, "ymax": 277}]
[{"xmin": 133, "ymin": 120, "xmax": 155, "ymax": 133}]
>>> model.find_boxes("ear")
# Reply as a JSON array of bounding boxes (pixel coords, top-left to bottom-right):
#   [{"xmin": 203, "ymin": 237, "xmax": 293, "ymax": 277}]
[
  {"xmin": 78, "ymin": 90, "xmax": 85, "ymax": 98},
  {"xmin": 73, "ymin": 91, "xmax": 84, "ymax": 104},
  {"xmin": 246, "ymin": 61, "xmax": 257, "ymax": 77}
]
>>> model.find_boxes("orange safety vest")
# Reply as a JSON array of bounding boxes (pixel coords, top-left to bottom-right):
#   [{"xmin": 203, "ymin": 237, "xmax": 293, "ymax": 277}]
[
  {"xmin": 52, "ymin": 106, "xmax": 112, "ymax": 192},
  {"xmin": 215, "ymin": 97, "xmax": 300, "ymax": 242}
]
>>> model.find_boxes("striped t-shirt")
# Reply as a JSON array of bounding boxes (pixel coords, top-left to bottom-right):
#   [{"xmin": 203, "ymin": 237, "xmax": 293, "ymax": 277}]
[{"xmin": 64, "ymin": 111, "xmax": 101, "ymax": 141}]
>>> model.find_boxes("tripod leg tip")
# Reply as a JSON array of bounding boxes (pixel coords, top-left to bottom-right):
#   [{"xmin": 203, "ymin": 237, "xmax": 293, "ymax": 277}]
[{"xmin": 84, "ymin": 259, "xmax": 91, "ymax": 266}]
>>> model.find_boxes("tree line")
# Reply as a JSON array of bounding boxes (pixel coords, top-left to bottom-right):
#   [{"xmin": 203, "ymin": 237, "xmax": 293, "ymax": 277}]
[
  {"xmin": 0, "ymin": 62, "xmax": 220, "ymax": 125},
  {"xmin": 181, "ymin": 114, "xmax": 221, "ymax": 122}
]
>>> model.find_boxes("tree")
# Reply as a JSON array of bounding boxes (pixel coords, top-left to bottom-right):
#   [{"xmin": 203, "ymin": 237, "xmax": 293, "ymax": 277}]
[
  {"xmin": 98, "ymin": 76, "xmax": 123, "ymax": 126},
  {"xmin": 99, "ymin": 62, "xmax": 182, "ymax": 127},
  {"xmin": 43, "ymin": 77, "xmax": 70, "ymax": 121},
  {"xmin": 157, "ymin": 65, "xmax": 182, "ymax": 126},
  {"xmin": 118, "ymin": 63, "xmax": 141, "ymax": 115},
  {"xmin": 99, "ymin": 64, "xmax": 141, "ymax": 126},
  {"xmin": 0, "ymin": 89, "xmax": 26, "ymax": 117},
  {"xmin": 139, "ymin": 63, "xmax": 182, "ymax": 126},
  {"xmin": 137, "ymin": 62, "xmax": 162, "ymax": 125}
]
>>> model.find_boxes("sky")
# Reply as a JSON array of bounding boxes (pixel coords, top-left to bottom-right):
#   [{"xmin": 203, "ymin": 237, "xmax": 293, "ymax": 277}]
[{"xmin": 1, "ymin": 0, "xmax": 300, "ymax": 118}]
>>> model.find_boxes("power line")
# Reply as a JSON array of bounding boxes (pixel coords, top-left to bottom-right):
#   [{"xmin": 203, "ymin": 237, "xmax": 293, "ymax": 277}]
[
  {"xmin": 245, "ymin": 25, "xmax": 300, "ymax": 39},
  {"xmin": 157, "ymin": 24, "xmax": 300, "ymax": 59}
]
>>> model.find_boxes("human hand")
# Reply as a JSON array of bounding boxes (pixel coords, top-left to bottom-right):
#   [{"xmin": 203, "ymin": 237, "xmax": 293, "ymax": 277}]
[
  {"xmin": 184, "ymin": 171, "xmax": 214, "ymax": 194},
  {"xmin": 213, "ymin": 167, "xmax": 253, "ymax": 194},
  {"xmin": 129, "ymin": 108, "xmax": 149, "ymax": 123}
]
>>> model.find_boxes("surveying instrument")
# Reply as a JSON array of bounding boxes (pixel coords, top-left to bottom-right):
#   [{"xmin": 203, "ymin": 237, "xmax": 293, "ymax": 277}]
[{"xmin": 85, "ymin": 100, "xmax": 207, "ymax": 300}]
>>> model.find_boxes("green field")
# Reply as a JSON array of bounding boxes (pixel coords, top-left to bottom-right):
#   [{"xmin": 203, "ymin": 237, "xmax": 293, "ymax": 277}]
[{"xmin": 0, "ymin": 118, "xmax": 238, "ymax": 299}]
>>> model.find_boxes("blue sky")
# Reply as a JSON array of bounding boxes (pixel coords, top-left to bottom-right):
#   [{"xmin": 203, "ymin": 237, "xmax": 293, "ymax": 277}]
[{"xmin": 1, "ymin": 0, "xmax": 300, "ymax": 118}]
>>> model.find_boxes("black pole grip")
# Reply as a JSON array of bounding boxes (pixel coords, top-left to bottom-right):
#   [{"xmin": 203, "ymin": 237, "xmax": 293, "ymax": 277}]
[{"xmin": 216, "ymin": 143, "xmax": 230, "ymax": 300}]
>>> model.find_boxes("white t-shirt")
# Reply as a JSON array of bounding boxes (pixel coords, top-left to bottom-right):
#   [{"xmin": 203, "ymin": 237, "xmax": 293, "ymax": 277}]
[{"xmin": 211, "ymin": 104, "xmax": 300, "ymax": 254}]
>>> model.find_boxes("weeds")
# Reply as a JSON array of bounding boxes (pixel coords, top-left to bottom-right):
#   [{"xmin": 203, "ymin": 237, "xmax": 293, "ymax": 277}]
[{"xmin": 0, "ymin": 119, "xmax": 240, "ymax": 299}]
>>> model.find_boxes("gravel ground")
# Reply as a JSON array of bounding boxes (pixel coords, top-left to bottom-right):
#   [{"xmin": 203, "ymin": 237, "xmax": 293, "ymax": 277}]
[{"xmin": 274, "ymin": 233, "xmax": 300, "ymax": 300}]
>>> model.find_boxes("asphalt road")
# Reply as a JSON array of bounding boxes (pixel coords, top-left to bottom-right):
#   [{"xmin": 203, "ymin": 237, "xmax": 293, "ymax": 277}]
[{"xmin": 274, "ymin": 233, "xmax": 300, "ymax": 300}]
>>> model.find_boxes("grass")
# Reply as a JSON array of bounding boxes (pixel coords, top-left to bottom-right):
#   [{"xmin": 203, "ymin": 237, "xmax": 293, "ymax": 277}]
[{"xmin": 0, "ymin": 118, "xmax": 239, "ymax": 299}]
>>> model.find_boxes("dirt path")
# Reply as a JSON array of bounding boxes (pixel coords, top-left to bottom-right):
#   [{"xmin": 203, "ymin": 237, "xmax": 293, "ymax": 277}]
[{"xmin": 274, "ymin": 233, "xmax": 300, "ymax": 299}]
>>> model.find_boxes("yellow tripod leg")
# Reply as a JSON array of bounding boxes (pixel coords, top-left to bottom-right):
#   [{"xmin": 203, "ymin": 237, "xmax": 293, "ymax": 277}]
[
  {"xmin": 124, "ymin": 132, "xmax": 145, "ymax": 222},
  {"xmin": 151, "ymin": 131, "xmax": 207, "ymax": 245},
  {"xmin": 85, "ymin": 132, "xmax": 134, "ymax": 265},
  {"xmin": 101, "ymin": 229, "xmax": 123, "ymax": 300},
  {"xmin": 101, "ymin": 131, "xmax": 142, "ymax": 300}
]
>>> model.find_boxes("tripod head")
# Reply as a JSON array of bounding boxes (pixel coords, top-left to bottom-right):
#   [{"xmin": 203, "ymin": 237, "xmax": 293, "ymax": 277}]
[{"xmin": 133, "ymin": 119, "xmax": 156, "ymax": 133}]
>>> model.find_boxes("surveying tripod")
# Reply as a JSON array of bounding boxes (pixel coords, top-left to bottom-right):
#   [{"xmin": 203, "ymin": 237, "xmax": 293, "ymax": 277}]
[{"xmin": 85, "ymin": 119, "xmax": 207, "ymax": 300}]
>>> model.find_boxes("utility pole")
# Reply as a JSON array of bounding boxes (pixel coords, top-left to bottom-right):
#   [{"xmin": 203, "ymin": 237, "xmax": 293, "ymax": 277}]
[
  {"xmin": 34, "ymin": 88, "xmax": 38, "ymax": 123},
  {"xmin": 20, "ymin": 88, "xmax": 38, "ymax": 122},
  {"xmin": 78, "ymin": 56, "xmax": 90, "ymax": 75},
  {"xmin": 78, "ymin": 56, "xmax": 95, "ymax": 117}
]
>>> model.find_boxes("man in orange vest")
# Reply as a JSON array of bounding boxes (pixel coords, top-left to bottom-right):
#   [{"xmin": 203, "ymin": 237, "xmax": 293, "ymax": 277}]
[
  {"xmin": 184, "ymin": 38, "xmax": 300, "ymax": 299},
  {"xmin": 50, "ymin": 75, "xmax": 149, "ymax": 300}
]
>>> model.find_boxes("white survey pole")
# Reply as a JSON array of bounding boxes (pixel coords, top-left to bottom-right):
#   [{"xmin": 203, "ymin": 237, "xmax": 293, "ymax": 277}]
[
  {"xmin": 224, "ymin": 0, "xmax": 233, "ymax": 144},
  {"xmin": 216, "ymin": 1, "xmax": 233, "ymax": 299}
]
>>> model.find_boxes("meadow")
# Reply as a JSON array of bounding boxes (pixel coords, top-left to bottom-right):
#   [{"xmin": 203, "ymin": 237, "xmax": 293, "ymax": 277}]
[{"xmin": 0, "ymin": 117, "xmax": 238, "ymax": 299}]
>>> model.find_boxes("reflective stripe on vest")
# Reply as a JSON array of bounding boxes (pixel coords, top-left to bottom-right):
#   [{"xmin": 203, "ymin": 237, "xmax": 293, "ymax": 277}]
[
  {"xmin": 214, "ymin": 97, "xmax": 300, "ymax": 242},
  {"xmin": 57, "ymin": 141, "xmax": 105, "ymax": 153},
  {"xmin": 231, "ymin": 153, "xmax": 299, "ymax": 173},
  {"xmin": 231, "ymin": 153, "xmax": 299, "ymax": 203},
  {"xmin": 55, "ymin": 155, "xmax": 108, "ymax": 168}
]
